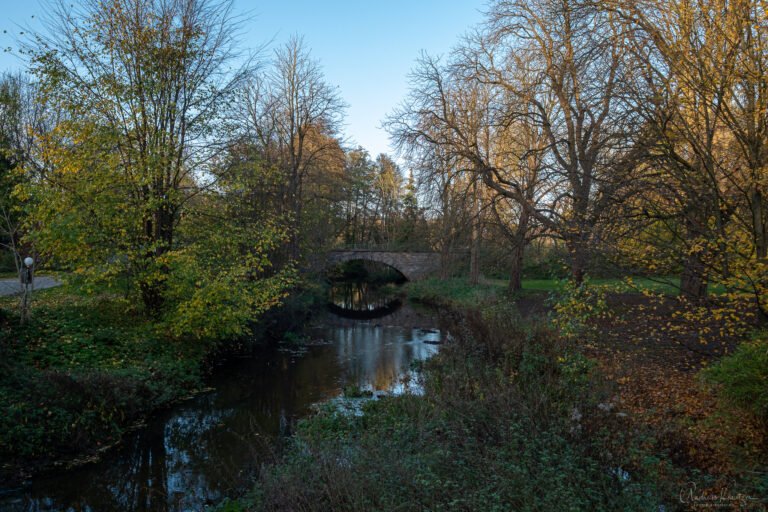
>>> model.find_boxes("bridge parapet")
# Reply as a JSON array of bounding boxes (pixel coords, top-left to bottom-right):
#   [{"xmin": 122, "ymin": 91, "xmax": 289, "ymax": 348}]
[{"xmin": 327, "ymin": 250, "xmax": 440, "ymax": 281}]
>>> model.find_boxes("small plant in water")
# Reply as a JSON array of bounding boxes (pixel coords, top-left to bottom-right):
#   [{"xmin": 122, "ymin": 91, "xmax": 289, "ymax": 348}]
[
  {"xmin": 281, "ymin": 331, "xmax": 307, "ymax": 345},
  {"xmin": 342, "ymin": 385, "xmax": 373, "ymax": 398}
]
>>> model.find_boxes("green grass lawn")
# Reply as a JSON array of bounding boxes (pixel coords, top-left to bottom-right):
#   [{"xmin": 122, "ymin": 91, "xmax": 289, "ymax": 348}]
[
  {"xmin": 518, "ymin": 276, "xmax": 682, "ymax": 294},
  {"xmin": 405, "ymin": 275, "xmax": 688, "ymax": 308},
  {"xmin": 406, "ymin": 275, "xmax": 729, "ymax": 308},
  {"xmin": 405, "ymin": 277, "xmax": 505, "ymax": 308}
]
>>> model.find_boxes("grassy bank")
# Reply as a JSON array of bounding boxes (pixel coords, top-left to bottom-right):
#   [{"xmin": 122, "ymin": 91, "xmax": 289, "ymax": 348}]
[
  {"xmin": 404, "ymin": 276, "xmax": 686, "ymax": 310},
  {"xmin": 223, "ymin": 277, "xmax": 766, "ymax": 511}
]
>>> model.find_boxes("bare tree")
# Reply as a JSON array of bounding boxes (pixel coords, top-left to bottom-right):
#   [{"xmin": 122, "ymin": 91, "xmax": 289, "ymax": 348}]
[
  {"xmin": 469, "ymin": 0, "xmax": 643, "ymax": 282},
  {"xmin": 241, "ymin": 35, "xmax": 346, "ymax": 261},
  {"xmin": 389, "ymin": 0, "xmax": 643, "ymax": 284},
  {"xmin": 408, "ymin": 142, "xmax": 475, "ymax": 278},
  {"xmin": 488, "ymin": 112, "xmax": 550, "ymax": 291}
]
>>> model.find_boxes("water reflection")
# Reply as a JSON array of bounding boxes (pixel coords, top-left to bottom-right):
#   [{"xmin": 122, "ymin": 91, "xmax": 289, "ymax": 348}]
[
  {"xmin": 328, "ymin": 281, "xmax": 401, "ymax": 318},
  {"xmin": 0, "ymin": 304, "xmax": 440, "ymax": 512}
]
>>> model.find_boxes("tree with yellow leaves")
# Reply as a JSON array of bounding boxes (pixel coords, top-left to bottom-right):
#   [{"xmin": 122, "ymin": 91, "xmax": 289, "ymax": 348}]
[
  {"xmin": 24, "ymin": 0, "xmax": 252, "ymax": 312},
  {"xmin": 19, "ymin": 0, "xmax": 294, "ymax": 335}
]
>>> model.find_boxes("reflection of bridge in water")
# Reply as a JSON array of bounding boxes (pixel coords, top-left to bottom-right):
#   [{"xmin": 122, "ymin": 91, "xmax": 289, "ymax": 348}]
[
  {"xmin": 327, "ymin": 280, "xmax": 403, "ymax": 319},
  {"xmin": 326, "ymin": 249, "xmax": 441, "ymax": 281}
]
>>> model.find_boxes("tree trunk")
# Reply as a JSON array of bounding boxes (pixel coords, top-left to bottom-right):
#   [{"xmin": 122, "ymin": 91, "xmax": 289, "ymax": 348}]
[
  {"xmin": 440, "ymin": 243, "xmax": 451, "ymax": 280},
  {"xmin": 680, "ymin": 251, "xmax": 708, "ymax": 300},
  {"xmin": 469, "ymin": 228, "xmax": 480, "ymax": 286},
  {"xmin": 566, "ymin": 235, "xmax": 588, "ymax": 284},
  {"xmin": 753, "ymin": 187, "xmax": 766, "ymax": 260},
  {"xmin": 507, "ymin": 206, "xmax": 531, "ymax": 292},
  {"xmin": 291, "ymin": 178, "xmax": 303, "ymax": 261},
  {"xmin": 680, "ymin": 217, "xmax": 709, "ymax": 300},
  {"xmin": 138, "ymin": 201, "xmax": 175, "ymax": 313},
  {"xmin": 469, "ymin": 183, "xmax": 480, "ymax": 286},
  {"xmin": 508, "ymin": 240, "xmax": 524, "ymax": 292}
]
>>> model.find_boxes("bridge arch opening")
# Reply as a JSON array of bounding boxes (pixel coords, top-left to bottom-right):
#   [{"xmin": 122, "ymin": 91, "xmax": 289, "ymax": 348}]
[
  {"xmin": 325, "ymin": 259, "xmax": 407, "ymax": 319},
  {"xmin": 325, "ymin": 258, "xmax": 408, "ymax": 284},
  {"xmin": 326, "ymin": 250, "xmax": 441, "ymax": 282}
]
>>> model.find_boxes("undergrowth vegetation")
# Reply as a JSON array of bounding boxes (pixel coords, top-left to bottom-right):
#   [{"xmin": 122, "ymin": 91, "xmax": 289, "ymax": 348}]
[
  {"xmin": 240, "ymin": 304, "xmax": 673, "ymax": 511},
  {"xmin": 0, "ymin": 276, "xmax": 325, "ymax": 482},
  {"xmin": 225, "ymin": 276, "xmax": 768, "ymax": 511},
  {"xmin": 704, "ymin": 333, "xmax": 768, "ymax": 426}
]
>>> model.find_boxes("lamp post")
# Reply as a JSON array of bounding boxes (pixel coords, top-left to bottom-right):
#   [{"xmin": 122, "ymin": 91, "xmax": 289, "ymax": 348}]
[{"xmin": 20, "ymin": 256, "xmax": 34, "ymax": 324}]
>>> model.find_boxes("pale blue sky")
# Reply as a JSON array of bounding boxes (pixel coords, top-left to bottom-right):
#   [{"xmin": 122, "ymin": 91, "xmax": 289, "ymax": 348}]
[{"xmin": 0, "ymin": 0, "xmax": 487, "ymax": 157}]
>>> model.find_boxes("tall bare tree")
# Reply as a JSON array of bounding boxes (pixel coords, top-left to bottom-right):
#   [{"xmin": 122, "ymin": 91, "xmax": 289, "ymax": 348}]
[
  {"xmin": 470, "ymin": 0, "xmax": 643, "ymax": 282},
  {"xmin": 390, "ymin": 0, "xmax": 643, "ymax": 284},
  {"xmin": 241, "ymin": 36, "xmax": 345, "ymax": 261}
]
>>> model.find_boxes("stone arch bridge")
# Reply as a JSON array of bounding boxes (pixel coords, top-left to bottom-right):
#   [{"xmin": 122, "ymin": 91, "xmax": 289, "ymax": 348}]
[{"xmin": 327, "ymin": 250, "xmax": 441, "ymax": 281}]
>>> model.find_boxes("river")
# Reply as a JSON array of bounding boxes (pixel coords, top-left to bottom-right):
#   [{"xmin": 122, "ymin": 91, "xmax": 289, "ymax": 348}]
[{"xmin": 0, "ymin": 283, "xmax": 441, "ymax": 511}]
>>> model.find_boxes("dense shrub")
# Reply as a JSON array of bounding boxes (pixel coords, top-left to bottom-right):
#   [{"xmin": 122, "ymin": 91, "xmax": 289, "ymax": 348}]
[
  {"xmin": 0, "ymin": 368, "xmax": 149, "ymax": 457},
  {"xmin": 704, "ymin": 334, "xmax": 768, "ymax": 424},
  {"xmin": 0, "ymin": 250, "xmax": 15, "ymax": 273},
  {"xmin": 547, "ymin": 278, "xmax": 610, "ymax": 340}
]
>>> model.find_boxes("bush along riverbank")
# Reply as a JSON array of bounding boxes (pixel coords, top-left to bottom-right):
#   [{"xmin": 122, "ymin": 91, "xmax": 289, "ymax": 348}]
[
  {"xmin": 0, "ymin": 280, "xmax": 325, "ymax": 486},
  {"xmin": 231, "ymin": 304, "xmax": 666, "ymax": 511},
  {"xmin": 224, "ymin": 279, "xmax": 767, "ymax": 512}
]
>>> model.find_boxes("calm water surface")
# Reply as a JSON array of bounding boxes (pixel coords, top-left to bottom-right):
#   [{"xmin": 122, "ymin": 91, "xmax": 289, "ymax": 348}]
[
  {"xmin": 327, "ymin": 280, "xmax": 402, "ymax": 314},
  {"xmin": 0, "ymin": 295, "xmax": 440, "ymax": 512}
]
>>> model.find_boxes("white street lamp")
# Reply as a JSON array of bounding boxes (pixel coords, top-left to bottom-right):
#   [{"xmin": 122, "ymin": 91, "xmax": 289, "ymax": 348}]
[{"xmin": 20, "ymin": 256, "xmax": 35, "ymax": 324}]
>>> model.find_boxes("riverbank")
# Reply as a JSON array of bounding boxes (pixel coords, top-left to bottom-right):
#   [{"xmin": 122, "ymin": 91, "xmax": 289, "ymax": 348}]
[
  {"xmin": 0, "ymin": 281, "xmax": 324, "ymax": 487},
  {"xmin": 0, "ymin": 285, "xmax": 208, "ymax": 484},
  {"xmin": 415, "ymin": 278, "xmax": 766, "ymax": 504},
  {"xmin": 229, "ymin": 278, "xmax": 767, "ymax": 511},
  {"xmin": 1, "ymin": 288, "xmax": 443, "ymax": 509}
]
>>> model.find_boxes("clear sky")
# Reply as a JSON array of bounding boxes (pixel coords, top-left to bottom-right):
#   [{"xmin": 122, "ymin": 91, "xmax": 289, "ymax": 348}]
[{"xmin": 0, "ymin": 0, "xmax": 487, "ymax": 158}]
